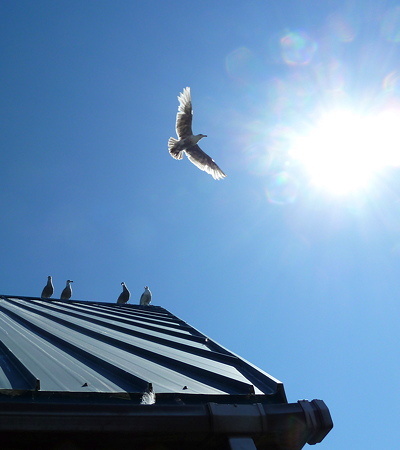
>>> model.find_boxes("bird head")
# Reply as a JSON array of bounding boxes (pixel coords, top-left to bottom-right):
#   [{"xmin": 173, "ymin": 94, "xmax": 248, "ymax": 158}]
[
  {"xmin": 144, "ymin": 286, "xmax": 148, "ymax": 289},
  {"xmin": 121, "ymin": 282, "xmax": 125, "ymax": 286},
  {"xmin": 67, "ymin": 280, "xmax": 73, "ymax": 284},
  {"xmin": 194, "ymin": 134, "xmax": 207, "ymax": 143}
]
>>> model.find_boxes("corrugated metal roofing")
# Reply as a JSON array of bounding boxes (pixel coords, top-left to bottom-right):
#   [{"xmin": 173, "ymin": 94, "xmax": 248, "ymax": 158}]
[{"xmin": 0, "ymin": 295, "xmax": 286, "ymax": 402}]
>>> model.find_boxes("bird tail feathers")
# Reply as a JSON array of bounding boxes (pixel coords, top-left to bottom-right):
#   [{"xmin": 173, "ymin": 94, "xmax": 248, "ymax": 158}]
[{"xmin": 168, "ymin": 137, "xmax": 184, "ymax": 160}]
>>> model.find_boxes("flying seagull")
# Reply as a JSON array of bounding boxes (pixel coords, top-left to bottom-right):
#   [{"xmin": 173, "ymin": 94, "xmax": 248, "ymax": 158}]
[
  {"xmin": 61, "ymin": 280, "xmax": 73, "ymax": 300},
  {"xmin": 140, "ymin": 286, "xmax": 152, "ymax": 306},
  {"xmin": 117, "ymin": 282, "xmax": 130, "ymax": 304},
  {"xmin": 41, "ymin": 276, "xmax": 54, "ymax": 299},
  {"xmin": 168, "ymin": 87, "xmax": 226, "ymax": 180}
]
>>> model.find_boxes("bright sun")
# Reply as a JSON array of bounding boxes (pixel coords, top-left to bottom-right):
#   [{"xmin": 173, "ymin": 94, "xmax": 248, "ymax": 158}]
[{"xmin": 290, "ymin": 109, "xmax": 400, "ymax": 194}]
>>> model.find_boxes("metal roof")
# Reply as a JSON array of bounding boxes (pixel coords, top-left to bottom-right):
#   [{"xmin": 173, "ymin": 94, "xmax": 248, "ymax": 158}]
[
  {"xmin": 0, "ymin": 295, "xmax": 285, "ymax": 401},
  {"xmin": 0, "ymin": 294, "xmax": 333, "ymax": 449}
]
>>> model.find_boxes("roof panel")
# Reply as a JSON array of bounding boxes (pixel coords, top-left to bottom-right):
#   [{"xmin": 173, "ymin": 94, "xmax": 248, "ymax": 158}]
[{"xmin": 0, "ymin": 295, "xmax": 286, "ymax": 402}]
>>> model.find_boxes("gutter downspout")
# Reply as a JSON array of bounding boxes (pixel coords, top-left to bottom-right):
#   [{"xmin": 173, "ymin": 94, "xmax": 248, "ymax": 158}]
[{"xmin": 208, "ymin": 399, "xmax": 333, "ymax": 447}]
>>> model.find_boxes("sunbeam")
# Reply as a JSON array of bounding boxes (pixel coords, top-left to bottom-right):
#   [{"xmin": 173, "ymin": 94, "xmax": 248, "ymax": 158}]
[{"xmin": 290, "ymin": 109, "xmax": 400, "ymax": 194}]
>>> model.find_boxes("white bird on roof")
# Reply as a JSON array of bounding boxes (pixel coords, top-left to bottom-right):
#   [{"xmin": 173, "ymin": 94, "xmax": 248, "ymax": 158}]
[
  {"xmin": 168, "ymin": 87, "xmax": 226, "ymax": 180},
  {"xmin": 140, "ymin": 286, "xmax": 152, "ymax": 306},
  {"xmin": 117, "ymin": 282, "xmax": 130, "ymax": 304},
  {"xmin": 141, "ymin": 383, "xmax": 156, "ymax": 405},
  {"xmin": 41, "ymin": 276, "xmax": 54, "ymax": 299},
  {"xmin": 60, "ymin": 280, "xmax": 73, "ymax": 300}
]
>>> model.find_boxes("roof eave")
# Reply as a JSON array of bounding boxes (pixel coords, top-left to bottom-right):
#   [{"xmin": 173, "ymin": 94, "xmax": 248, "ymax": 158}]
[{"xmin": 0, "ymin": 396, "xmax": 333, "ymax": 449}]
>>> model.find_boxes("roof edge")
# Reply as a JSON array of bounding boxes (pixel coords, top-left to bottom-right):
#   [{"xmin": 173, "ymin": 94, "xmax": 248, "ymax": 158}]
[{"xmin": 0, "ymin": 398, "xmax": 333, "ymax": 449}]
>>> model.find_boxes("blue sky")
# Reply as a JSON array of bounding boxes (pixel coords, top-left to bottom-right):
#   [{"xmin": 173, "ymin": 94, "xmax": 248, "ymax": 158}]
[{"xmin": 2, "ymin": 1, "xmax": 400, "ymax": 447}]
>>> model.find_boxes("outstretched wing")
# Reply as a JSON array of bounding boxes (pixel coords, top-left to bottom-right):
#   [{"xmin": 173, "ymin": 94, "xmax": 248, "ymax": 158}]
[
  {"xmin": 186, "ymin": 144, "xmax": 226, "ymax": 180},
  {"xmin": 175, "ymin": 87, "xmax": 193, "ymax": 139}
]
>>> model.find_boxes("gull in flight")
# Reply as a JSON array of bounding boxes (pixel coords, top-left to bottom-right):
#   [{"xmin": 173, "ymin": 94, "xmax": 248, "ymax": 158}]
[{"xmin": 168, "ymin": 87, "xmax": 226, "ymax": 180}]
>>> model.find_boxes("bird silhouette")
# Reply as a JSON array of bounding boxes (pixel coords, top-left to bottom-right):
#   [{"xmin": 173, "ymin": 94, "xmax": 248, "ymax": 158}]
[
  {"xmin": 168, "ymin": 87, "xmax": 226, "ymax": 180},
  {"xmin": 140, "ymin": 286, "xmax": 152, "ymax": 306},
  {"xmin": 60, "ymin": 280, "xmax": 73, "ymax": 300},
  {"xmin": 41, "ymin": 276, "xmax": 54, "ymax": 299},
  {"xmin": 117, "ymin": 282, "xmax": 130, "ymax": 304}
]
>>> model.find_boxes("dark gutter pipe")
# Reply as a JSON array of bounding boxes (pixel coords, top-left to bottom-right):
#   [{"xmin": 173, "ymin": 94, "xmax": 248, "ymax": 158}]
[{"xmin": 0, "ymin": 398, "xmax": 332, "ymax": 449}]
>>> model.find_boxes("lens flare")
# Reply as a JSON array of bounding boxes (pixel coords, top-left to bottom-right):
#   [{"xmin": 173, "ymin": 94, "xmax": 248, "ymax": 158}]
[
  {"xmin": 383, "ymin": 71, "xmax": 400, "ymax": 94},
  {"xmin": 225, "ymin": 46, "xmax": 264, "ymax": 83},
  {"xmin": 315, "ymin": 60, "xmax": 346, "ymax": 93},
  {"xmin": 381, "ymin": 6, "xmax": 400, "ymax": 42},
  {"xmin": 280, "ymin": 30, "xmax": 317, "ymax": 66},
  {"xmin": 327, "ymin": 13, "xmax": 357, "ymax": 42},
  {"xmin": 266, "ymin": 172, "xmax": 299, "ymax": 204}
]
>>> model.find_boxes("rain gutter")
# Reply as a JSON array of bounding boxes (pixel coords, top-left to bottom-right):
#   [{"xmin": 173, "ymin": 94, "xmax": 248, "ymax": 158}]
[{"xmin": 0, "ymin": 396, "xmax": 332, "ymax": 449}]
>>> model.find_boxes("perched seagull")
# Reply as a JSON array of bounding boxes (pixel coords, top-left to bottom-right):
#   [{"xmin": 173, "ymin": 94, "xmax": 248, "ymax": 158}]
[
  {"xmin": 60, "ymin": 280, "xmax": 73, "ymax": 300},
  {"xmin": 117, "ymin": 282, "xmax": 130, "ymax": 304},
  {"xmin": 41, "ymin": 276, "xmax": 54, "ymax": 299},
  {"xmin": 140, "ymin": 286, "xmax": 152, "ymax": 306},
  {"xmin": 168, "ymin": 87, "xmax": 226, "ymax": 180},
  {"xmin": 140, "ymin": 383, "xmax": 156, "ymax": 405}
]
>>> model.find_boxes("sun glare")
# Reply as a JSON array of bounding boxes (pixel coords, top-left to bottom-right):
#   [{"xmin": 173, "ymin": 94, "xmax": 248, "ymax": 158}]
[{"xmin": 290, "ymin": 109, "xmax": 400, "ymax": 194}]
